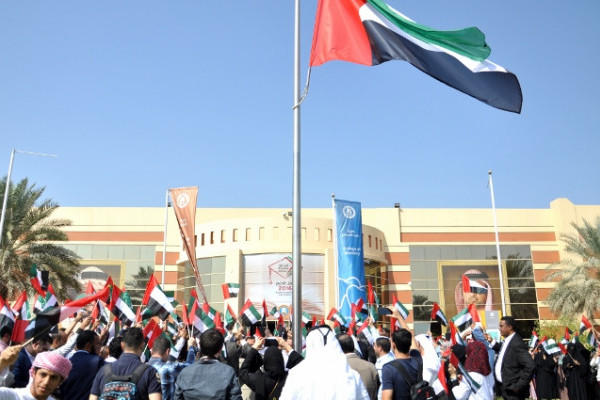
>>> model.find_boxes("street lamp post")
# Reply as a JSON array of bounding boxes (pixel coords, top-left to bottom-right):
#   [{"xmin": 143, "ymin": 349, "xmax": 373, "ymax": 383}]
[{"xmin": 0, "ymin": 149, "xmax": 58, "ymax": 246}]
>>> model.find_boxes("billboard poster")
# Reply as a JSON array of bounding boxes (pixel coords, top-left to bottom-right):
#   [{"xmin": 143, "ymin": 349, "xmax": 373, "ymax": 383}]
[
  {"xmin": 244, "ymin": 253, "xmax": 324, "ymax": 317},
  {"xmin": 438, "ymin": 262, "xmax": 502, "ymax": 319}
]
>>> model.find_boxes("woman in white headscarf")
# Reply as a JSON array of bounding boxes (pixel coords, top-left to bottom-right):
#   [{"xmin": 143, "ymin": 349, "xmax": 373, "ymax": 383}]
[{"xmin": 279, "ymin": 325, "xmax": 369, "ymax": 400}]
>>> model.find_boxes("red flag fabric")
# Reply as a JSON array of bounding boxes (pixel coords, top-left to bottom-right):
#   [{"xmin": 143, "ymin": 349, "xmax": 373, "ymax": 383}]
[
  {"xmin": 438, "ymin": 360, "xmax": 449, "ymax": 394},
  {"xmin": 11, "ymin": 290, "xmax": 28, "ymax": 318},
  {"xmin": 85, "ymin": 281, "xmax": 95, "ymax": 295},
  {"xmin": 449, "ymin": 321, "xmax": 459, "ymax": 346},
  {"xmin": 11, "ymin": 319, "xmax": 29, "ymax": 343},
  {"xmin": 188, "ymin": 302, "xmax": 198, "ymax": 324},
  {"xmin": 227, "ymin": 303, "xmax": 237, "ymax": 321},
  {"xmin": 467, "ymin": 303, "xmax": 480, "ymax": 323},
  {"xmin": 367, "ymin": 281, "xmax": 375, "ymax": 304},
  {"xmin": 309, "ymin": 0, "xmax": 372, "ymax": 67},
  {"xmin": 181, "ymin": 304, "xmax": 190, "ymax": 326},
  {"xmin": 143, "ymin": 319, "xmax": 162, "ymax": 349},
  {"xmin": 214, "ymin": 311, "xmax": 225, "ymax": 334}
]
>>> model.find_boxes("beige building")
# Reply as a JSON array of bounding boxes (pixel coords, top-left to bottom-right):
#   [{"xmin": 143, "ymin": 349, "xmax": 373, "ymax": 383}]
[{"xmin": 54, "ymin": 197, "xmax": 600, "ymax": 335}]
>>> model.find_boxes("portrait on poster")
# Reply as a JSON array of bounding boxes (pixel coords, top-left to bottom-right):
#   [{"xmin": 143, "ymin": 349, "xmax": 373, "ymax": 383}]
[{"xmin": 438, "ymin": 262, "xmax": 502, "ymax": 318}]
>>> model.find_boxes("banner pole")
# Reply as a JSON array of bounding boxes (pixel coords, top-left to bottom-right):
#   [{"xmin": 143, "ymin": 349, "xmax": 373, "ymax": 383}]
[
  {"xmin": 332, "ymin": 194, "xmax": 339, "ymax": 312},
  {"xmin": 489, "ymin": 170, "xmax": 507, "ymax": 316},
  {"xmin": 162, "ymin": 189, "xmax": 169, "ymax": 287},
  {"xmin": 291, "ymin": 0, "xmax": 302, "ymax": 353}
]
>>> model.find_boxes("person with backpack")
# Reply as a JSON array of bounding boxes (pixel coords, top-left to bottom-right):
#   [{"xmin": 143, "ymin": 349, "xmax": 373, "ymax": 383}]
[
  {"xmin": 381, "ymin": 309, "xmax": 437, "ymax": 400},
  {"xmin": 174, "ymin": 328, "xmax": 242, "ymax": 400},
  {"xmin": 89, "ymin": 327, "xmax": 162, "ymax": 400}
]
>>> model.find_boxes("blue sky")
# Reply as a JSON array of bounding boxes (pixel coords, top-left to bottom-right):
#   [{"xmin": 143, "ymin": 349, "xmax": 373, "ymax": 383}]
[{"xmin": 1, "ymin": 1, "xmax": 598, "ymax": 210}]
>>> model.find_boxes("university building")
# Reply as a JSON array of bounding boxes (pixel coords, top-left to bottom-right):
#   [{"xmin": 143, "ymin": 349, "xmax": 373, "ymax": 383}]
[{"xmin": 54, "ymin": 198, "xmax": 600, "ymax": 335}]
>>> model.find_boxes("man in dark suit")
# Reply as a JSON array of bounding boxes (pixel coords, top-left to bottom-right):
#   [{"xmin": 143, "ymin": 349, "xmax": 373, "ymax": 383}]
[
  {"xmin": 11, "ymin": 334, "xmax": 52, "ymax": 388},
  {"xmin": 60, "ymin": 330, "xmax": 104, "ymax": 399},
  {"xmin": 490, "ymin": 316, "xmax": 534, "ymax": 400}
]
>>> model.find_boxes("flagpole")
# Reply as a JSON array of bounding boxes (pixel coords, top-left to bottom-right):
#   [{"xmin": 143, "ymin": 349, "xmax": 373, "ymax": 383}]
[
  {"xmin": 291, "ymin": 0, "xmax": 302, "ymax": 353},
  {"xmin": 162, "ymin": 189, "xmax": 169, "ymax": 287},
  {"xmin": 331, "ymin": 194, "xmax": 339, "ymax": 312},
  {"xmin": 488, "ymin": 170, "xmax": 507, "ymax": 316},
  {"xmin": 0, "ymin": 149, "xmax": 57, "ymax": 247}
]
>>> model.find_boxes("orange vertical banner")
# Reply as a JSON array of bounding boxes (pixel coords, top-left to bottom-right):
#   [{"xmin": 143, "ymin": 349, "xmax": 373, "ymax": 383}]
[{"xmin": 169, "ymin": 186, "xmax": 208, "ymax": 303}]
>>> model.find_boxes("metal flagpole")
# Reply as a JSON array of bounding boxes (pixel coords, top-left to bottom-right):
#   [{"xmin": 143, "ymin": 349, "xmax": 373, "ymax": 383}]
[
  {"xmin": 331, "ymin": 194, "xmax": 339, "ymax": 312},
  {"xmin": 162, "ymin": 189, "xmax": 169, "ymax": 287},
  {"xmin": 0, "ymin": 149, "xmax": 58, "ymax": 247},
  {"xmin": 292, "ymin": 0, "xmax": 302, "ymax": 353},
  {"xmin": 488, "ymin": 170, "xmax": 507, "ymax": 316},
  {"xmin": 0, "ymin": 149, "xmax": 16, "ymax": 247}
]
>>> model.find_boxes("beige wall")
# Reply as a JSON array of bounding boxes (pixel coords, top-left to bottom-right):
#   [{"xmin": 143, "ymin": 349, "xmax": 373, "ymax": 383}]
[{"xmin": 53, "ymin": 199, "xmax": 600, "ymax": 323}]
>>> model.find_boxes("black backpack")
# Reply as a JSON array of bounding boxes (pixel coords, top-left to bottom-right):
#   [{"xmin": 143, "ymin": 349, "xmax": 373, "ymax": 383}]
[
  {"xmin": 390, "ymin": 358, "xmax": 438, "ymax": 400},
  {"xmin": 98, "ymin": 363, "xmax": 150, "ymax": 400}
]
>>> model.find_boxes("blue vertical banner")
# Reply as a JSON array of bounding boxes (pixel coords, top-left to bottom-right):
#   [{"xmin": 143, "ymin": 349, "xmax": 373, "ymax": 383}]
[{"xmin": 334, "ymin": 199, "xmax": 366, "ymax": 318}]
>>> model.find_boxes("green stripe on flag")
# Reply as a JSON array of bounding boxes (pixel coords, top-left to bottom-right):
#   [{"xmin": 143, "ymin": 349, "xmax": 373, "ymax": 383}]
[{"xmin": 366, "ymin": 0, "xmax": 491, "ymax": 61}]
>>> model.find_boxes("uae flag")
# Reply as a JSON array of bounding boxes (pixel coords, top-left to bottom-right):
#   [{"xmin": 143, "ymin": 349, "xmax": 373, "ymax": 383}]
[
  {"xmin": 202, "ymin": 303, "xmax": 217, "ymax": 321},
  {"xmin": 11, "ymin": 290, "xmax": 30, "ymax": 320},
  {"xmin": 528, "ymin": 330, "xmax": 539, "ymax": 349},
  {"xmin": 221, "ymin": 283, "xmax": 240, "ymax": 299},
  {"xmin": 142, "ymin": 319, "xmax": 163, "ymax": 349},
  {"xmin": 451, "ymin": 307, "xmax": 473, "ymax": 332},
  {"xmin": 29, "ymin": 264, "xmax": 49, "ymax": 296},
  {"xmin": 193, "ymin": 306, "xmax": 215, "ymax": 333},
  {"xmin": 310, "ymin": 0, "xmax": 522, "ymax": 113},
  {"xmin": 580, "ymin": 315, "xmax": 593, "ymax": 334},
  {"xmin": 587, "ymin": 332, "xmax": 597, "ymax": 348},
  {"xmin": 0, "ymin": 296, "xmax": 15, "ymax": 332},
  {"xmin": 327, "ymin": 307, "xmax": 348, "ymax": 326},
  {"xmin": 437, "ymin": 361, "xmax": 449, "ymax": 395},
  {"xmin": 301, "ymin": 311, "xmax": 312, "ymax": 325},
  {"xmin": 35, "ymin": 290, "xmax": 58, "ymax": 314},
  {"xmin": 225, "ymin": 303, "xmax": 237, "ymax": 326},
  {"xmin": 59, "ymin": 285, "xmax": 111, "ymax": 321},
  {"xmin": 392, "ymin": 294, "xmax": 409, "ymax": 320},
  {"xmin": 109, "ymin": 286, "xmax": 136, "ymax": 324},
  {"xmin": 430, "ymin": 303, "xmax": 448, "ymax": 326},
  {"xmin": 240, "ymin": 299, "xmax": 261, "ymax": 326},
  {"xmin": 462, "ymin": 275, "xmax": 487, "ymax": 295},
  {"xmin": 142, "ymin": 275, "xmax": 174, "ymax": 321}
]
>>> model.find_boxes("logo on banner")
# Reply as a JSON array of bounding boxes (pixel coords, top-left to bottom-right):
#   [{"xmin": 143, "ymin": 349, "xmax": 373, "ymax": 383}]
[
  {"xmin": 268, "ymin": 257, "xmax": 293, "ymax": 294},
  {"xmin": 176, "ymin": 193, "xmax": 190, "ymax": 208},
  {"xmin": 342, "ymin": 205, "xmax": 356, "ymax": 219}
]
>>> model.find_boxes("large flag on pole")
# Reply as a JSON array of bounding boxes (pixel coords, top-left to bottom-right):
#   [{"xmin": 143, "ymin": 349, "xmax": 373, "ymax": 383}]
[
  {"xmin": 334, "ymin": 198, "xmax": 366, "ymax": 318},
  {"xmin": 309, "ymin": 0, "xmax": 522, "ymax": 113},
  {"xmin": 169, "ymin": 186, "xmax": 208, "ymax": 303}
]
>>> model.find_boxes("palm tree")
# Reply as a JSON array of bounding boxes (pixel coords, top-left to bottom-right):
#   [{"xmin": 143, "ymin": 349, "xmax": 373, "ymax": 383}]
[
  {"xmin": 545, "ymin": 217, "xmax": 600, "ymax": 318},
  {"xmin": 125, "ymin": 265, "xmax": 153, "ymax": 307},
  {"xmin": 0, "ymin": 177, "xmax": 81, "ymax": 300}
]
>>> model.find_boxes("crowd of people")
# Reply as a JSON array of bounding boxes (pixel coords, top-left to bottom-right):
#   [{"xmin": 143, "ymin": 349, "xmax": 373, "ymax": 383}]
[{"xmin": 0, "ymin": 307, "xmax": 599, "ymax": 400}]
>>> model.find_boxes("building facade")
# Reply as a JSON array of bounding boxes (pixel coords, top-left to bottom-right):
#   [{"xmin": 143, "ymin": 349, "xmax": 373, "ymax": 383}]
[{"xmin": 54, "ymin": 198, "xmax": 600, "ymax": 335}]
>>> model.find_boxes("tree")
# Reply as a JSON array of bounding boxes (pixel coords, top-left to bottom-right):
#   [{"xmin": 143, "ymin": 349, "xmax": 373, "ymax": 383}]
[
  {"xmin": 546, "ymin": 216, "xmax": 600, "ymax": 318},
  {"xmin": 125, "ymin": 265, "xmax": 153, "ymax": 307},
  {"xmin": 0, "ymin": 177, "xmax": 81, "ymax": 300}
]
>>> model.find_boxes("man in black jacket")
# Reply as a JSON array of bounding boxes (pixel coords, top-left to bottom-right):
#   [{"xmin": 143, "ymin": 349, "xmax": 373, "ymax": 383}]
[{"xmin": 490, "ymin": 316, "xmax": 534, "ymax": 400}]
